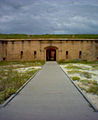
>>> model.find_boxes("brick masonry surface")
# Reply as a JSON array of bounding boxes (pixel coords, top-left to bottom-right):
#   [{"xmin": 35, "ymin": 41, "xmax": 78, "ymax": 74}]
[{"xmin": 0, "ymin": 39, "xmax": 98, "ymax": 61}]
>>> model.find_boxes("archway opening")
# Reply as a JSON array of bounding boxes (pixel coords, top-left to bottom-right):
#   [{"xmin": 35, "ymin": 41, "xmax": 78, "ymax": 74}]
[{"xmin": 46, "ymin": 47, "xmax": 56, "ymax": 61}]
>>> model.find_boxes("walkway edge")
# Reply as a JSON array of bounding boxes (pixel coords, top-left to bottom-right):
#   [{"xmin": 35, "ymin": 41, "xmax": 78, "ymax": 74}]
[
  {"xmin": 59, "ymin": 65, "xmax": 98, "ymax": 112},
  {"xmin": 0, "ymin": 70, "xmax": 40, "ymax": 108}
]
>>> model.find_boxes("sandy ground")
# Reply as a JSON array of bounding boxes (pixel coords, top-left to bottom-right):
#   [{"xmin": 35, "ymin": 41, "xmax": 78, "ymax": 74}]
[
  {"xmin": 15, "ymin": 66, "xmax": 41, "ymax": 73},
  {"xmin": 61, "ymin": 63, "xmax": 98, "ymax": 82},
  {"xmin": 60, "ymin": 64, "xmax": 98, "ymax": 108}
]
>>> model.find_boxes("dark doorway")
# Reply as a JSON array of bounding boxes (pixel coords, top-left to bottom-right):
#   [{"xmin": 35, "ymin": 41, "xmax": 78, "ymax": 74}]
[{"xmin": 46, "ymin": 48, "xmax": 56, "ymax": 61}]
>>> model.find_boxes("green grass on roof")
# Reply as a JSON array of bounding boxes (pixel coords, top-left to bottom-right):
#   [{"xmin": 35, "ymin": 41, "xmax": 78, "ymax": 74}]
[{"xmin": 0, "ymin": 34, "xmax": 98, "ymax": 39}]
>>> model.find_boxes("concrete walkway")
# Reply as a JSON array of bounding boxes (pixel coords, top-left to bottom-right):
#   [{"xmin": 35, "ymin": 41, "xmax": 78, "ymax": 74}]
[{"xmin": 0, "ymin": 62, "xmax": 97, "ymax": 120}]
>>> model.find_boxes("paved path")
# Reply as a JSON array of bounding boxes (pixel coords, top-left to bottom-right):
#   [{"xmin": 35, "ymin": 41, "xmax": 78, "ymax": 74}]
[{"xmin": 0, "ymin": 62, "xmax": 97, "ymax": 120}]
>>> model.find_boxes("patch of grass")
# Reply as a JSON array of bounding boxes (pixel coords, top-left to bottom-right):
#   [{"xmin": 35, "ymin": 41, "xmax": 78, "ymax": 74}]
[
  {"xmin": 67, "ymin": 70, "xmax": 92, "ymax": 79},
  {"xmin": 0, "ymin": 34, "xmax": 98, "ymax": 39},
  {"xmin": 67, "ymin": 70, "xmax": 82, "ymax": 74},
  {"xmin": 87, "ymin": 85, "xmax": 98, "ymax": 95},
  {"xmin": 78, "ymin": 79, "xmax": 98, "ymax": 95},
  {"xmin": 80, "ymin": 79, "xmax": 89, "ymax": 85},
  {"xmin": 79, "ymin": 86, "xmax": 87, "ymax": 91},
  {"xmin": 19, "ymin": 61, "xmax": 45, "ymax": 66},
  {"xmin": 80, "ymin": 80, "xmax": 96, "ymax": 85},
  {"xmin": 58, "ymin": 59, "xmax": 84, "ymax": 64},
  {"xmin": 0, "ymin": 69, "xmax": 39, "ymax": 104},
  {"xmin": 65, "ymin": 65, "xmax": 82, "ymax": 69},
  {"xmin": 71, "ymin": 76, "xmax": 80, "ymax": 81},
  {"xmin": 0, "ymin": 62, "xmax": 41, "ymax": 104},
  {"xmin": 59, "ymin": 60, "xmax": 98, "ymax": 65},
  {"xmin": 61, "ymin": 61, "xmax": 98, "ymax": 95},
  {"xmin": 91, "ymin": 64, "xmax": 98, "ymax": 70},
  {"xmin": 81, "ymin": 72, "xmax": 92, "ymax": 79},
  {"xmin": 0, "ymin": 61, "xmax": 45, "ymax": 66}
]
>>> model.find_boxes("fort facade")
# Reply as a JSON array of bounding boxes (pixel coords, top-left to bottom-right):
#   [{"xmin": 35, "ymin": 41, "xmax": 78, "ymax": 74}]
[{"xmin": 0, "ymin": 38, "xmax": 98, "ymax": 61}]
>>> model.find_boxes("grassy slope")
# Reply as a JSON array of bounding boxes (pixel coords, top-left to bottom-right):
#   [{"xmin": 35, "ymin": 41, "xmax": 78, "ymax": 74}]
[{"xmin": 0, "ymin": 34, "xmax": 98, "ymax": 39}]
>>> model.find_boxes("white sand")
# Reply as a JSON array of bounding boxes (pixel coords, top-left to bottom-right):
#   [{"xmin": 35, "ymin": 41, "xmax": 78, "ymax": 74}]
[
  {"xmin": 60, "ymin": 64, "xmax": 98, "ymax": 108},
  {"xmin": 15, "ymin": 66, "xmax": 41, "ymax": 73},
  {"xmin": 61, "ymin": 64, "xmax": 98, "ymax": 82}
]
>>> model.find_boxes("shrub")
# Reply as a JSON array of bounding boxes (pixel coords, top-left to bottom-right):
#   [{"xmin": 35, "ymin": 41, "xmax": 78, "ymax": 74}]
[{"xmin": 71, "ymin": 76, "xmax": 80, "ymax": 81}]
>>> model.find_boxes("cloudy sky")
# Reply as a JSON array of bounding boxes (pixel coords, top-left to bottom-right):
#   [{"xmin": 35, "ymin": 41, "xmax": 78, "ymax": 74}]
[{"xmin": 0, "ymin": 0, "xmax": 98, "ymax": 34}]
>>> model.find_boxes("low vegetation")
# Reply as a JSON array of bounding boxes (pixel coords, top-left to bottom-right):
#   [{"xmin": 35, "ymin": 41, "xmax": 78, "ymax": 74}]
[
  {"xmin": 0, "ymin": 61, "xmax": 43, "ymax": 104},
  {"xmin": 81, "ymin": 72, "xmax": 92, "ymax": 79},
  {"xmin": 67, "ymin": 70, "xmax": 83, "ymax": 74},
  {"xmin": 0, "ymin": 34, "xmax": 98, "ymax": 39},
  {"xmin": 0, "ymin": 61, "xmax": 45, "ymax": 66},
  {"xmin": 67, "ymin": 70, "xmax": 93, "ymax": 79},
  {"xmin": 65, "ymin": 64, "xmax": 90, "ymax": 70},
  {"xmin": 65, "ymin": 65, "xmax": 82, "ymax": 69},
  {"xmin": 58, "ymin": 59, "xmax": 98, "ymax": 64},
  {"xmin": 78, "ymin": 80, "xmax": 98, "ymax": 95},
  {"xmin": 61, "ymin": 61, "xmax": 98, "ymax": 95},
  {"xmin": 87, "ymin": 85, "xmax": 98, "ymax": 95},
  {"xmin": 71, "ymin": 76, "xmax": 80, "ymax": 81}
]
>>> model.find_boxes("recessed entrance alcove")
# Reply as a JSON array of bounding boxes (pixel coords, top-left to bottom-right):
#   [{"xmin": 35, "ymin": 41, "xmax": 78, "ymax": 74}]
[{"xmin": 45, "ymin": 46, "xmax": 58, "ymax": 61}]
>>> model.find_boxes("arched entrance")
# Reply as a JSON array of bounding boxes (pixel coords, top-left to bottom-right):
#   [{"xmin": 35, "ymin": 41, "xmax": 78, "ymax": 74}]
[{"xmin": 45, "ymin": 47, "xmax": 57, "ymax": 61}]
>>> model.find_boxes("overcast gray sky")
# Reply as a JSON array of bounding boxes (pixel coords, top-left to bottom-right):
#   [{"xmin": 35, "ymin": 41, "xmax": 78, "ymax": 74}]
[{"xmin": 0, "ymin": 0, "xmax": 98, "ymax": 34}]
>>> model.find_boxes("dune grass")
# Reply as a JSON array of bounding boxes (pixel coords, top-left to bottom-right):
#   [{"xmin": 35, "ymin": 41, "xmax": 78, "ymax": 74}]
[
  {"xmin": 0, "ymin": 61, "xmax": 43, "ymax": 104},
  {"xmin": 71, "ymin": 76, "xmax": 80, "ymax": 81},
  {"xmin": 62, "ymin": 61, "xmax": 98, "ymax": 95},
  {"xmin": 65, "ymin": 65, "xmax": 82, "ymax": 69}
]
